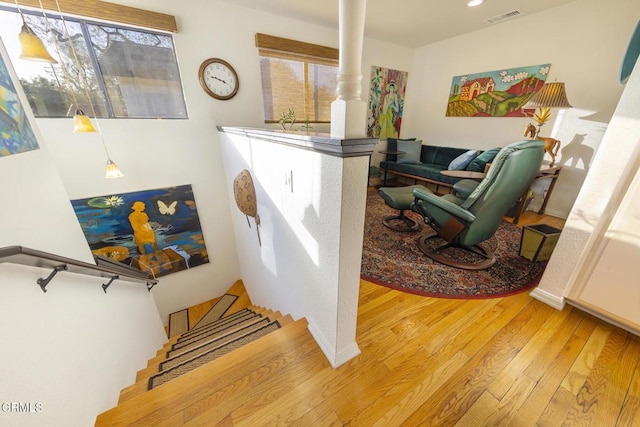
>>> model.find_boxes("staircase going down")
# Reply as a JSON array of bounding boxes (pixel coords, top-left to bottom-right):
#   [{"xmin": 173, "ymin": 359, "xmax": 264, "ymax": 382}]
[{"xmin": 95, "ymin": 280, "xmax": 321, "ymax": 426}]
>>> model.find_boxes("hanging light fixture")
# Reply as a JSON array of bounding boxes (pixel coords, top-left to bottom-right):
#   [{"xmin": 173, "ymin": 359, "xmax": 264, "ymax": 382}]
[
  {"xmin": 14, "ymin": 0, "xmax": 57, "ymax": 63},
  {"xmin": 52, "ymin": 0, "xmax": 123, "ymax": 178},
  {"xmin": 72, "ymin": 109, "xmax": 97, "ymax": 133},
  {"xmin": 34, "ymin": 0, "xmax": 96, "ymax": 133},
  {"xmin": 105, "ymin": 159, "xmax": 124, "ymax": 179}
]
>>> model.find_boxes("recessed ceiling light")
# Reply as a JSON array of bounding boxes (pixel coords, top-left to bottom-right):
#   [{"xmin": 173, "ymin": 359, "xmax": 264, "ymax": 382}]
[{"xmin": 467, "ymin": 0, "xmax": 483, "ymax": 6}]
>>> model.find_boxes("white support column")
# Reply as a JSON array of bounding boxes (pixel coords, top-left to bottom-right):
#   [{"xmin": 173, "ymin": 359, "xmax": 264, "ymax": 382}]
[{"xmin": 331, "ymin": 0, "xmax": 368, "ymax": 139}]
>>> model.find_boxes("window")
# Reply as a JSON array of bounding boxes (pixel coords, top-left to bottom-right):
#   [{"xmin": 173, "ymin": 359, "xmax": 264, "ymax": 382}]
[
  {"xmin": 256, "ymin": 33, "xmax": 338, "ymax": 123},
  {"xmin": 0, "ymin": 6, "xmax": 187, "ymax": 119}
]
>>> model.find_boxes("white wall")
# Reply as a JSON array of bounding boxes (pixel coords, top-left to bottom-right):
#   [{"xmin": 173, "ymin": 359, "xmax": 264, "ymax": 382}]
[
  {"xmin": 401, "ymin": 0, "xmax": 640, "ymax": 218},
  {"xmin": 0, "ymin": 40, "xmax": 166, "ymax": 426},
  {"xmin": 26, "ymin": 0, "xmax": 415, "ymax": 322},
  {"xmin": 533, "ymin": 50, "xmax": 640, "ymax": 304},
  {"xmin": 219, "ymin": 130, "xmax": 369, "ymax": 366}
]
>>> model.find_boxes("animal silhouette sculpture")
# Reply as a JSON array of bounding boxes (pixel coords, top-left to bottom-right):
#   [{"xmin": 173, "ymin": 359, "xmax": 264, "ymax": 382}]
[
  {"xmin": 524, "ymin": 123, "xmax": 537, "ymax": 139},
  {"xmin": 523, "ymin": 123, "xmax": 561, "ymax": 167}
]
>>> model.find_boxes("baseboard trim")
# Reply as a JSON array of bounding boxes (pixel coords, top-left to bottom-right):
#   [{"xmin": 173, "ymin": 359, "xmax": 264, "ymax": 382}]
[
  {"xmin": 307, "ymin": 318, "xmax": 360, "ymax": 368},
  {"xmin": 530, "ymin": 287, "xmax": 565, "ymax": 310},
  {"xmin": 334, "ymin": 342, "xmax": 361, "ymax": 368}
]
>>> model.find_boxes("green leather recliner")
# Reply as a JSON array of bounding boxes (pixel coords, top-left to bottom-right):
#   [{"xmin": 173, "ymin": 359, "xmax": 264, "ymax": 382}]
[{"xmin": 411, "ymin": 139, "xmax": 545, "ymax": 270}]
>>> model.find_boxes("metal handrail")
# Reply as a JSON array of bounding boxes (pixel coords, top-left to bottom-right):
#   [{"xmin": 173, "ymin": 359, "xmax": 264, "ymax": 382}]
[{"xmin": 0, "ymin": 245, "xmax": 158, "ymax": 293}]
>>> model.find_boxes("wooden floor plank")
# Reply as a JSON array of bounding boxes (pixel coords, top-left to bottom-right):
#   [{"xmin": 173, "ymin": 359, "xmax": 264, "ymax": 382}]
[
  {"xmin": 98, "ymin": 220, "xmax": 640, "ymax": 427},
  {"xmin": 564, "ymin": 328, "xmax": 640, "ymax": 426},
  {"xmin": 514, "ymin": 318, "xmax": 598, "ymax": 426},
  {"xmin": 487, "ymin": 300, "xmax": 573, "ymax": 400},
  {"xmin": 560, "ymin": 324, "xmax": 612, "ymax": 395},
  {"xmin": 618, "ymin": 347, "xmax": 640, "ymax": 426},
  {"xmin": 454, "ymin": 390, "xmax": 499, "ymax": 427}
]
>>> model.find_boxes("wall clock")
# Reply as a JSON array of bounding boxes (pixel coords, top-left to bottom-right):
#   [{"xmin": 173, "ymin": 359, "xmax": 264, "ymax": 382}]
[{"xmin": 198, "ymin": 58, "xmax": 239, "ymax": 100}]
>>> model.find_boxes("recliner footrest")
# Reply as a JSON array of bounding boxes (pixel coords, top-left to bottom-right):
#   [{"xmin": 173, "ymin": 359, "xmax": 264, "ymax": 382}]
[
  {"xmin": 378, "ymin": 185, "xmax": 428, "ymax": 211},
  {"xmin": 378, "ymin": 185, "xmax": 427, "ymax": 232}
]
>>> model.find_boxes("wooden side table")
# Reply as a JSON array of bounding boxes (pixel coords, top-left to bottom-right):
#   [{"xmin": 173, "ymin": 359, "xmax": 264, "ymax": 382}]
[
  {"xmin": 513, "ymin": 165, "xmax": 562, "ymax": 224},
  {"xmin": 439, "ymin": 170, "xmax": 486, "ymax": 179}
]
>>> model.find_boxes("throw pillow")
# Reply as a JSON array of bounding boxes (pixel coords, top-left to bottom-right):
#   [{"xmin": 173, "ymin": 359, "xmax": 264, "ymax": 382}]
[
  {"xmin": 466, "ymin": 147, "xmax": 501, "ymax": 172},
  {"xmin": 448, "ymin": 149, "xmax": 479, "ymax": 170},
  {"xmin": 396, "ymin": 140, "xmax": 422, "ymax": 164}
]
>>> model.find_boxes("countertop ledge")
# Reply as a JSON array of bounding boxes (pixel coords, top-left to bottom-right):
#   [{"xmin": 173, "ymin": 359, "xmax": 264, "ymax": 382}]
[{"xmin": 217, "ymin": 126, "xmax": 377, "ymax": 158}]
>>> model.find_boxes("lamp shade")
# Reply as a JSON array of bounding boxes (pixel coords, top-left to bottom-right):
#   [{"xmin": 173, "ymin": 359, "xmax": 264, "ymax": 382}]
[
  {"xmin": 105, "ymin": 159, "xmax": 124, "ymax": 178},
  {"xmin": 73, "ymin": 109, "xmax": 97, "ymax": 133},
  {"xmin": 18, "ymin": 23, "xmax": 57, "ymax": 63},
  {"xmin": 523, "ymin": 82, "xmax": 572, "ymax": 109}
]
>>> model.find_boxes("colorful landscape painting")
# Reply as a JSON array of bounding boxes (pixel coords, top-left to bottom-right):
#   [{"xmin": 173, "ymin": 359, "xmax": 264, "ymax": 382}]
[
  {"xmin": 71, "ymin": 184, "xmax": 209, "ymax": 278},
  {"xmin": 367, "ymin": 66, "xmax": 408, "ymax": 139},
  {"xmin": 446, "ymin": 63, "xmax": 551, "ymax": 117},
  {"xmin": 0, "ymin": 45, "xmax": 39, "ymax": 157}
]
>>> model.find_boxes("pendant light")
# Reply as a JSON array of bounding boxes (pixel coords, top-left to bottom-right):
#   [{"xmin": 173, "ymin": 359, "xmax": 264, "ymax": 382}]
[
  {"xmin": 14, "ymin": 0, "xmax": 57, "ymax": 63},
  {"xmin": 37, "ymin": 0, "xmax": 122, "ymax": 177},
  {"xmin": 33, "ymin": 0, "xmax": 96, "ymax": 133},
  {"xmin": 51, "ymin": 0, "xmax": 123, "ymax": 178}
]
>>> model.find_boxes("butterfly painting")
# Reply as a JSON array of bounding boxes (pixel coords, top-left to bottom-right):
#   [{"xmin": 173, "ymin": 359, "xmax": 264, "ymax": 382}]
[
  {"xmin": 157, "ymin": 200, "xmax": 177, "ymax": 215},
  {"xmin": 71, "ymin": 184, "xmax": 209, "ymax": 278}
]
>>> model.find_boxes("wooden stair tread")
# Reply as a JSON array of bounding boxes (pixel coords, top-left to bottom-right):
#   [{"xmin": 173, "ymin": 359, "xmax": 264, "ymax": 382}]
[
  {"xmin": 135, "ymin": 313, "xmax": 291, "ymax": 383},
  {"xmin": 155, "ymin": 307, "xmax": 262, "ymax": 357},
  {"xmin": 99, "ymin": 318, "xmax": 311, "ymax": 425}
]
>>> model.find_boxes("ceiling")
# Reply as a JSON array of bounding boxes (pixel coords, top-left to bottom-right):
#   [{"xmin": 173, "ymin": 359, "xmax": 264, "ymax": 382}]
[{"xmin": 221, "ymin": 0, "xmax": 577, "ymax": 48}]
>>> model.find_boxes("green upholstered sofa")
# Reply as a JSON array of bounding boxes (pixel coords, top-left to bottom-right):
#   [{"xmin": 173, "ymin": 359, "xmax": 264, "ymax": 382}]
[{"xmin": 379, "ymin": 138, "xmax": 500, "ymax": 191}]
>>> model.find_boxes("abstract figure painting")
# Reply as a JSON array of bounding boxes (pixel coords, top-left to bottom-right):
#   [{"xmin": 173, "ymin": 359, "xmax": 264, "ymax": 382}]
[
  {"xmin": 446, "ymin": 64, "xmax": 551, "ymax": 117},
  {"xmin": 0, "ymin": 39, "xmax": 39, "ymax": 158},
  {"xmin": 367, "ymin": 66, "xmax": 408, "ymax": 139},
  {"xmin": 71, "ymin": 185, "xmax": 209, "ymax": 278}
]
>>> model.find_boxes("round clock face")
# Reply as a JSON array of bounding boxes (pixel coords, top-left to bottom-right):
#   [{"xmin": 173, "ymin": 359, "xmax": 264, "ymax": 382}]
[{"xmin": 198, "ymin": 58, "xmax": 239, "ymax": 100}]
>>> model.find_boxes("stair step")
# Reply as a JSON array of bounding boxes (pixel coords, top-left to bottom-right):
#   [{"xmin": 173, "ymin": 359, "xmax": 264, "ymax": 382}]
[
  {"xmin": 148, "ymin": 320, "xmax": 282, "ymax": 389},
  {"xmin": 190, "ymin": 293, "xmax": 238, "ymax": 329},
  {"xmin": 180, "ymin": 307, "xmax": 253, "ymax": 337},
  {"xmin": 135, "ymin": 314, "xmax": 276, "ymax": 383},
  {"xmin": 118, "ymin": 316, "xmax": 295, "ymax": 403},
  {"xmin": 98, "ymin": 318, "xmax": 313, "ymax": 426},
  {"xmin": 167, "ymin": 309, "xmax": 189, "ymax": 338},
  {"xmin": 169, "ymin": 314, "xmax": 275, "ymax": 359},
  {"xmin": 175, "ymin": 309, "xmax": 259, "ymax": 345}
]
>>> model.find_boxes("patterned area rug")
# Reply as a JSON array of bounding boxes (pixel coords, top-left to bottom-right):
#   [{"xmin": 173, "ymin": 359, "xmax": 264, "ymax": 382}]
[{"xmin": 361, "ymin": 192, "xmax": 546, "ymax": 299}]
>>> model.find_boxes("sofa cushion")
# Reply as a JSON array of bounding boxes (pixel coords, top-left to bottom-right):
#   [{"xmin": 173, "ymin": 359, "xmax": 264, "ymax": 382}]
[
  {"xmin": 396, "ymin": 140, "xmax": 422, "ymax": 164},
  {"xmin": 448, "ymin": 149, "xmax": 479, "ymax": 170},
  {"xmin": 432, "ymin": 147, "xmax": 472, "ymax": 167},
  {"xmin": 466, "ymin": 147, "xmax": 501, "ymax": 172},
  {"xmin": 386, "ymin": 137, "xmax": 416, "ymax": 162}
]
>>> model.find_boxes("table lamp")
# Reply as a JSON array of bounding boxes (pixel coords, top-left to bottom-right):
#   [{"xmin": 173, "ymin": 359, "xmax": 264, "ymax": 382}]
[{"xmin": 523, "ymin": 81, "xmax": 572, "ymax": 166}]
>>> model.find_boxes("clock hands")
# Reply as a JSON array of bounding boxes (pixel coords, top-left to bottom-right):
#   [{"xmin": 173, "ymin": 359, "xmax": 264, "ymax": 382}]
[{"xmin": 211, "ymin": 76, "xmax": 228, "ymax": 85}]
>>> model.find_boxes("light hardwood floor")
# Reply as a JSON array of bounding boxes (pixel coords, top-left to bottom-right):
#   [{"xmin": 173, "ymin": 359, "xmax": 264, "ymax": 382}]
[
  {"xmin": 237, "ymin": 212, "xmax": 640, "ymax": 425},
  {"xmin": 100, "ymin": 210, "xmax": 640, "ymax": 426}
]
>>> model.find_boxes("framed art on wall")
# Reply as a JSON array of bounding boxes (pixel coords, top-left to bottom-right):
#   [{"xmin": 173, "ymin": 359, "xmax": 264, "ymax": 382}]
[
  {"xmin": 446, "ymin": 63, "xmax": 551, "ymax": 118},
  {"xmin": 0, "ymin": 38, "xmax": 39, "ymax": 158},
  {"xmin": 71, "ymin": 184, "xmax": 209, "ymax": 278},
  {"xmin": 367, "ymin": 66, "xmax": 409, "ymax": 139}
]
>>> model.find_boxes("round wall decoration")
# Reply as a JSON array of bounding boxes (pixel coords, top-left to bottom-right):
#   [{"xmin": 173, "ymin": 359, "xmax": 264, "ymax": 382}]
[
  {"xmin": 233, "ymin": 169, "xmax": 261, "ymax": 245},
  {"xmin": 198, "ymin": 58, "xmax": 239, "ymax": 100}
]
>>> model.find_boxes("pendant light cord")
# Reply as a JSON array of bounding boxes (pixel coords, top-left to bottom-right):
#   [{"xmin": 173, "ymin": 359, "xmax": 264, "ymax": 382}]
[{"xmin": 35, "ymin": 0, "xmax": 80, "ymax": 110}]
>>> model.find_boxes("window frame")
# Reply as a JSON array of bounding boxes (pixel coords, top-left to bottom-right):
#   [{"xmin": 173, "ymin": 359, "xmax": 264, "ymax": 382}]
[
  {"xmin": 255, "ymin": 33, "xmax": 339, "ymax": 124},
  {"xmin": 0, "ymin": 4, "xmax": 188, "ymax": 120}
]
